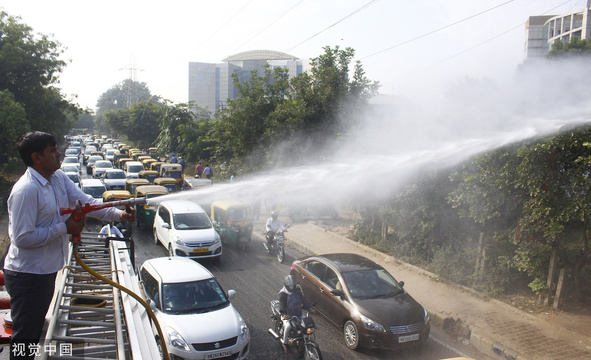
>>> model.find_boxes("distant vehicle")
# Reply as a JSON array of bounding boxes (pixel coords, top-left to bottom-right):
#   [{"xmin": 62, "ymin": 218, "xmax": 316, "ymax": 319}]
[
  {"xmin": 80, "ymin": 179, "xmax": 107, "ymax": 201},
  {"xmin": 61, "ymin": 156, "xmax": 81, "ymax": 172},
  {"xmin": 139, "ymin": 257, "xmax": 249, "ymax": 360},
  {"xmin": 64, "ymin": 172, "xmax": 81, "ymax": 188},
  {"xmin": 291, "ymin": 253, "xmax": 430, "ymax": 350},
  {"xmin": 102, "ymin": 169, "xmax": 126, "ymax": 190},
  {"xmin": 93, "ymin": 160, "xmax": 113, "ymax": 178},
  {"xmin": 153, "ymin": 200, "xmax": 222, "ymax": 260},
  {"xmin": 182, "ymin": 178, "xmax": 212, "ymax": 190},
  {"xmin": 64, "ymin": 148, "xmax": 79, "ymax": 157},
  {"xmin": 105, "ymin": 148, "xmax": 117, "ymax": 162},
  {"xmin": 124, "ymin": 161, "xmax": 145, "ymax": 179},
  {"xmin": 60, "ymin": 164, "xmax": 80, "ymax": 175},
  {"xmin": 86, "ymin": 155, "xmax": 104, "ymax": 175}
]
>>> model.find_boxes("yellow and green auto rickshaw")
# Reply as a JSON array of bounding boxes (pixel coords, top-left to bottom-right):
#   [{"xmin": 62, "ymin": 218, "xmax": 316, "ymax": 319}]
[
  {"xmin": 210, "ymin": 199, "xmax": 253, "ymax": 250},
  {"xmin": 148, "ymin": 147, "xmax": 158, "ymax": 158},
  {"xmin": 150, "ymin": 161, "xmax": 164, "ymax": 174},
  {"xmin": 117, "ymin": 157, "xmax": 134, "ymax": 170},
  {"xmin": 137, "ymin": 155, "xmax": 152, "ymax": 163},
  {"xmin": 159, "ymin": 163, "xmax": 183, "ymax": 188},
  {"xmin": 125, "ymin": 178, "xmax": 150, "ymax": 196},
  {"xmin": 153, "ymin": 177, "xmax": 179, "ymax": 193},
  {"xmin": 102, "ymin": 190, "xmax": 133, "ymax": 236},
  {"xmin": 142, "ymin": 158, "xmax": 157, "ymax": 171},
  {"xmin": 135, "ymin": 185, "xmax": 169, "ymax": 230},
  {"xmin": 138, "ymin": 170, "xmax": 159, "ymax": 184}
]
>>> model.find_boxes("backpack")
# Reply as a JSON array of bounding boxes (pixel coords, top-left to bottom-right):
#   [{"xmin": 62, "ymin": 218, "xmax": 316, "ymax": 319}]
[{"xmin": 286, "ymin": 291, "xmax": 303, "ymax": 317}]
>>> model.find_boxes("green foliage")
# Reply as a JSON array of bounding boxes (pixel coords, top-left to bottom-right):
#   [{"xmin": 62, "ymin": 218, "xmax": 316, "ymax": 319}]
[
  {"xmin": 0, "ymin": 11, "xmax": 78, "ymax": 138},
  {"xmin": 0, "ymin": 89, "xmax": 29, "ymax": 160},
  {"xmin": 211, "ymin": 46, "xmax": 379, "ymax": 171},
  {"xmin": 103, "ymin": 100, "xmax": 162, "ymax": 149},
  {"xmin": 547, "ymin": 38, "xmax": 591, "ymax": 58}
]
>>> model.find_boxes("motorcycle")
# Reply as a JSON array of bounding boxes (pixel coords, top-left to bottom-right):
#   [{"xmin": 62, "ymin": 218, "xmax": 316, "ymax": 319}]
[
  {"xmin": 263, "ymin": 227, "xmax": 287, "ymax": 263},
  {"xmin": 268, "ymin": 300, "xmax": 322, "ymax": 360}
]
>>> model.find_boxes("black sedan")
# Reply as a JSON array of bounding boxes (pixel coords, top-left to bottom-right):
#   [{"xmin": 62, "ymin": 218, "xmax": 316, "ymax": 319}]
[{"xmin": 291, "ymin": 253, "xmax": 430, "ymax": 351}]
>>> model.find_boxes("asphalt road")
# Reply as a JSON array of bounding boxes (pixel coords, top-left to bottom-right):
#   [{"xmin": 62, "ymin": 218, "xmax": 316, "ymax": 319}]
[{"xmin": 124, "ymin": 221, "xmax": 488, "ymax": 360}]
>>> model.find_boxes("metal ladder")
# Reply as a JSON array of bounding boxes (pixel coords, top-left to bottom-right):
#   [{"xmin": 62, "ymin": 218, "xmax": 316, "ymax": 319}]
[{"xmin": 39, "ymin": 230, "xmax": 159, "ymax": 360}]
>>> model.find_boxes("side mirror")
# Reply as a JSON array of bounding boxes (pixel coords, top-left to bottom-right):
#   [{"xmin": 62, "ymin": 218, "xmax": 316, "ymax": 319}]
[
  {"xmin": 227, "ymin": 289, "xmax": 236, "ymax": 300},
  {"xmin": 148, "ymin": 299, "xmax": 157, "ymax": 311},
  {"xmin": 211, "ymin": 220, "xmax": 217, "ymax": 227},
  {"xmin": 399, "ymin": 281, "xmax": 405, "ymax": 288},
  {"xmin": 330, "ymin": 289, "xmax": 345, "ymax": 299},
  {"xmin": 162, "ymin": 223, "xmax": 171, "ymax": 229}
]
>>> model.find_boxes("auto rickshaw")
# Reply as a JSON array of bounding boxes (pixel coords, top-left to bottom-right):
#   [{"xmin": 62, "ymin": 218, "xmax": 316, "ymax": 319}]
[
  {"xmin": 112, "ymin": 151, "xmax": 123, "ymax": 165},
  {"xmin": 134, "ymin": 185, "xmax": 169, "ymax": 230},
  {"xmin": 159, "ymin": 163, "xmax": 183, "ymax": 186},
  {"xmin": 150, "ymin": 161, "xmax": 164, "ymax": 173},
  {"xmin": 210, "ymin": 199, "xmax": 253, "ymax": 250},
  {"xmin": 138, "ymin": 170, "xmax": 159, "ymax": 184},
  {"xmin": 137, "ymin": 155, "xmax": 152, "ymax": 163},
  {"xmin": 130, "ymin": 151, "xmax": 143, "ymax": 161},
  {"xmin": 102, "ymin": 190, "xmax": 133, "ymax": 236},
  {"xmin": 153, "ymin": 177, "xmax": 179, "ymax": 193},
  {"xmin": 142, "ymin": 158, "xmax": 157, "ymax": 170},
  {"xmin": 148, "ymin": 147, "xmax": 158, "ymax": 158},
  {"xmin": 117, "ymin": 157, "xmax": 134, "ymax": 170},
  {"xmin": 125, "ymin": 178, "xmax": 150, "ymax": 195},
  {"xmin": 119, "ymin": 146, "xmax": 131, "ymax": 156}
]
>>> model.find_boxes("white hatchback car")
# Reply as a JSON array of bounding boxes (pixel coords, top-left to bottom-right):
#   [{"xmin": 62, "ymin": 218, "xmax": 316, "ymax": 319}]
[
  {"xmin": 139, "ymin": 257, "xmax": 250, "ymax": 360},
  {"xmin": 153, "ymin": 200, "xmax": 222, "ymax": 260},
  {"xmin": 92, "ymin": 160, "xmax": 113, "ymax": 178}
]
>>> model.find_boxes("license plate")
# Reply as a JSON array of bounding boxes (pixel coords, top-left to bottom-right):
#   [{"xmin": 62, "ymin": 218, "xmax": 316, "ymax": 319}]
[
  {"xmin": 193, "ymin": 248, "xmax": 208, "ymax": 253},
  {"xmin": 206, "ymin": 350, "xmax": 232, "ymax": 359},
  {"xmin": 398, "ymin": 334, "xmax": 420, "ymax": 343}
]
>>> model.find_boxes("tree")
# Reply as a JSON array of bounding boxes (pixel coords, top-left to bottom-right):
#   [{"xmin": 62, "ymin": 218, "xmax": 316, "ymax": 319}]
[
  {"xmin": 95, "ymin": 79, "xmax": 158, "ymax": 135},
  {"xmin": 103, "ymin": 100, "xmax": 162, "ymax": 149},
  {"xmin": 0, "ymin": 89, "xmax": 29, "ymax": 161},
  {"xmin": 0, "ymin": 11, "xmax": 78, "ymax": 138},
  {"xmin": 547, "ymin": 38, "xmax": 591, "ymax": 58},
  {"xmin": 156, "ymin": 101, "xmax": 197, "ymax": 156}
]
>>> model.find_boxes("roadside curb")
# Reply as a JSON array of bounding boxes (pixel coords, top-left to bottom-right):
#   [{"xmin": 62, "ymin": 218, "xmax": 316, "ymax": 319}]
[{"xmin": 286, "ymin": 222, "xmax": 527, "ymax": 360}]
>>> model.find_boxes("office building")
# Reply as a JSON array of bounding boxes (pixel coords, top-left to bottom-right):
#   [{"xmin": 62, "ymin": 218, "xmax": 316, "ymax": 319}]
[
  {"xmin": 524, "ymin": 1, "xmax": 591, "ymax": 61},
  {"xmin": 188, "ymin": 50, "xmax": 302, "ymax": 116}
]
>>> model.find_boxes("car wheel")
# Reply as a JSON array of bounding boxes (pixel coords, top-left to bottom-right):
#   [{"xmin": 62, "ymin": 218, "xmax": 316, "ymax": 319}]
[
  {"xmin": 344, "ymin": 320, "xmax": 360, "ymax": 350},
  {"xmin": 153, "ymin": 228, "xmax": 160, "ymax": 245},
  {"xmin": 168, "ymin": 244, "xmax": 174, "ymax": 257}
]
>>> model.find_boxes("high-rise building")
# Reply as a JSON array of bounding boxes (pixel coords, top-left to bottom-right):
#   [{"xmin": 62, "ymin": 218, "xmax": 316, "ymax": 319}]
[
  {"xmin": 188, "ymin": 50, "xmax": 302, "ymax": 116},
  {"xmin": 524, "ymin": 1, "xmax": 591, "ymax": 61}
]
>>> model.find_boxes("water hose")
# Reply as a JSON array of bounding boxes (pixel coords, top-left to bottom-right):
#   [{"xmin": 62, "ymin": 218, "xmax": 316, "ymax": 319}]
[{"xmin": 73, "ymin": 242, "xmax": 170, "ymax": 360}]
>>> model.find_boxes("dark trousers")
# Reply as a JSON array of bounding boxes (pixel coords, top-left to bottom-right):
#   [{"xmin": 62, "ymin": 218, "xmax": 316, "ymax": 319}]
[{"xmin": 4, "ymin": 270, "xmax": 57, "ymax": 360}]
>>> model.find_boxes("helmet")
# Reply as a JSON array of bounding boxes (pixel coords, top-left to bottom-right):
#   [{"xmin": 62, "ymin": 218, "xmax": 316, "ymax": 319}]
[
  {"xmin": 284, "ymin": 275, "xmax": 297, "ymax": 292},
  {"xmin": 271, "ymin": 211, "xmax": 278, "ymax": 220}
]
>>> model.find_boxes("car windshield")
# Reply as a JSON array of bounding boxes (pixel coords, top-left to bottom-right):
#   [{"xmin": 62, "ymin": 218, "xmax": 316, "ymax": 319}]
[
  {"xmin": 173, "ymin": 213, "xmax": 212, "ymax": 230},
  {"xmin": 83, "ymin": 186, "xmax": 106, "ymax": 198},
  {"xmin": 162, "ymin": 183, "xmax": 177, "ymax": 192},
  {"xmin": 128, "ymin": 164, "xmax": 144, "ymax": 173},
  {"xmin": 63, "ymin": 157, "xmax": 78, "ymax": 164},
  {"xmin": 95, "ymin": 161, "xmax": 112, "ymax": 168},
  {"xmin": 145, "ymin": 193, "xmax": 165, "ymax": 200},
  {"xmin": 105, "ymin": 171, "xmax": 125, "ymax": 179},
  {"xmin": 162, "ymin": 279, "xmax": 228, "ymax": 313},
  {"xmin": 342, "ymin": 269, "xmax": 404, "ymax": 299},
  {"xmin": 61, "ymin": 166, "xmax": 78, "ymax": 173},
  {"xmin": 227, "ymin": 207, "xmax": 251, "ymax": 221}
]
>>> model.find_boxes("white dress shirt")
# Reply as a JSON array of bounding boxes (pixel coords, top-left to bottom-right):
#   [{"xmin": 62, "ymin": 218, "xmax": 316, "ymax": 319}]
[
  {"xmin": 266, "ymin": 217, "xmax": 285, "ymax": 233},
  {"xmin": 4, "ymin": 167, "xmax": 122, "ymax": 274}
]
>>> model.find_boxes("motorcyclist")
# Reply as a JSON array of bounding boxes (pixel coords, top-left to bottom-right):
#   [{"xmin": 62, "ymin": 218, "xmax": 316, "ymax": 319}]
[
  {"xmin": 278, "ymin": 275, "xmax": 315, "ymax": 353},
  {"xmin": 266, "ymin": 210, "xmax": 285, "ymax": 249}
]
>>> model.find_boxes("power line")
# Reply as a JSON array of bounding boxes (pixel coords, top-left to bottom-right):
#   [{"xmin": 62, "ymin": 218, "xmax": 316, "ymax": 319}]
[
  {"xmin": 284, "ymin": 0, "xmax": 380, "ymax": 53},
  {"xmin": 360, "ymin": 0, "xmax": 515, "ymax": 61}
]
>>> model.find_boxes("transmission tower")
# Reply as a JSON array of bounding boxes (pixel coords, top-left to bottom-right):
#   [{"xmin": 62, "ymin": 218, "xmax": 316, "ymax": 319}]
[{"xmin": 119, "ymin": 55, "xmax": 144, "ymax": 107}]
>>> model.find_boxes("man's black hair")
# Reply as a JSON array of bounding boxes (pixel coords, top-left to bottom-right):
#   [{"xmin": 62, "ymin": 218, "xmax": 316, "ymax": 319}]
[{"xmin": 16, "ymin": 131, "xmax": 57, "ymax": 167}]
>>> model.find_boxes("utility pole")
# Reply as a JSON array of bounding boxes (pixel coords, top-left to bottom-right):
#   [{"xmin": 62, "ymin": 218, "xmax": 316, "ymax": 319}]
[{"xmin": 119, "ymin": 55, "xmax": 144, "ymax": 107}]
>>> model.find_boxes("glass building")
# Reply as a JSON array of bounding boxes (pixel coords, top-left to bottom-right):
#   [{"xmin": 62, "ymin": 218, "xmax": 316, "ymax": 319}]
[
  {"xmin": 188, "ymin": 50, "xmax": 302, "ymax": 116},
  {"xmin": 524, "ymin": 2, "xmax": 591, "ymax": 61}
]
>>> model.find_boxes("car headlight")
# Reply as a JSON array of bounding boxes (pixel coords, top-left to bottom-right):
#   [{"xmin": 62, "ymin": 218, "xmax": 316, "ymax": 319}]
[
  {"xmin": 215, "ymin": 233, "xmax": 221, "ymax": 243},
  {"xmin": 359, "ymin": 314, "xmax": 386, "ymax": 333},
  {"xmin": 165, "ymin": 327, "xmax": 190, "ymax": 352},
  {"xmin": 173, "ymin": 236, "xmax": 185, "ymax": 246},
  {"xmin": 424, "ymin": 308, "xmax": 430, "ymax": 325},
  {"xmin": 238, "ymin": 315, "xmax": 249, "ymax": 343}
]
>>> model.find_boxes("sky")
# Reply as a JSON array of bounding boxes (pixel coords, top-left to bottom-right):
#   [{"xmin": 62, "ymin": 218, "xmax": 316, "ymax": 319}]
[{"xmin": 1, "ymin": 0, "xmax": 587, "ymax": 111}]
